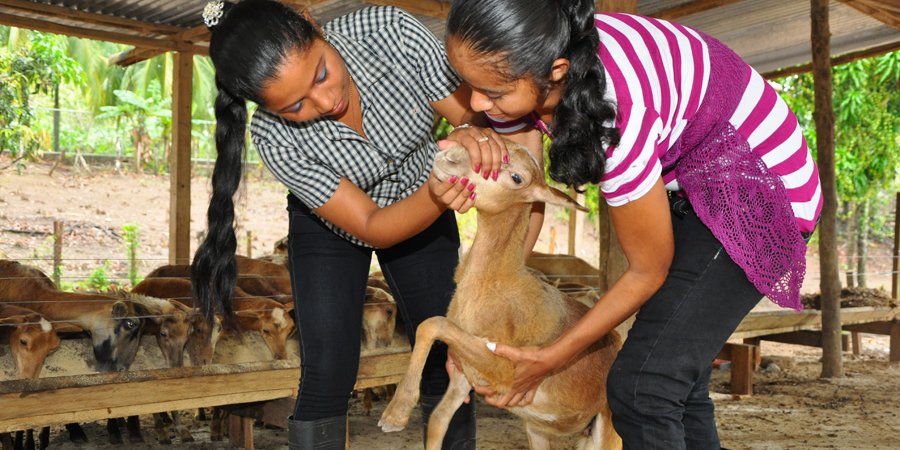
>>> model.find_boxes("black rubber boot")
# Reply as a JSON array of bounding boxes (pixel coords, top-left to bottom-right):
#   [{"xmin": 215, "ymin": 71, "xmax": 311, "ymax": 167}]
[
  {"xmin": 419, "ymin": 394, "xmax": 476, "ymax": 450},
  {"xmin": 287, "ymin": 415, "xmax": 346, "ymax": 450}
]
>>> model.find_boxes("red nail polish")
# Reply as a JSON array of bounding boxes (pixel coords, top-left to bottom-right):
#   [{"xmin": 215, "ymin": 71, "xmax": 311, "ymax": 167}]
[
  {"xmin": 474, "ymin": 163, "xmax": 481, "ymax": 173},
  {"xmin": 469, "ymin": 192, "xmax": 476, "ymax": 200},
  {"xmin": 482, "ymin": 171, "xmax": 489, "ymax": 180},
  {"xmin": 492, "ymin": 170, "xmax": 499, "ymax": 181},
  {"xmin": 448, "ymin": 175, "xmax": 458, "ymax": 184},
  {"xmin": 460, "ymin": 177, "xmax": 469, "ymax": 186},
  {"xmin": 502, "ymin": 154, "xmax": 509, "ymax": 164},
  {"xmin": 467, "ymin": 183, "xmax": 475, "ymax": 192}
]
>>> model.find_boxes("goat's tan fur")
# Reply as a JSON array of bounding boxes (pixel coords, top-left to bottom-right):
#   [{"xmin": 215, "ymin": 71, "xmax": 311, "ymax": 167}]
[{"xmin": 378, "ymin": 141, "xmax": 622, "ymax": 449}]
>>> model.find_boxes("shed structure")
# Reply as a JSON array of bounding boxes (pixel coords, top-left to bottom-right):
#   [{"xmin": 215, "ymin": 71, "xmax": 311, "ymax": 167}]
[{"xmin": 0, "ymin": 0, "xmax": 896, "ymax": 263}]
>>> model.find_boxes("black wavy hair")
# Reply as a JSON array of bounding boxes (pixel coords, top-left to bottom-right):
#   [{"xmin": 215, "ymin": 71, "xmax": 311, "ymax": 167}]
[
  {"xmin": 447, "ymin": 0, "xmax": 620, "ymax": 188},
  {"xmin": 192, "ymin": 0, "xmax": 319, "ymax": 326}
]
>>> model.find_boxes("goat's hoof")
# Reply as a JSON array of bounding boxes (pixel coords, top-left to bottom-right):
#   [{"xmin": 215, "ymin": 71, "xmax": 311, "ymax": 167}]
[
  {"xmin": 377, "ymin": 404, "xmax": 411, "ymax": 432},
  {"xmin": 377, "ymin": 419, "xmax": 407, "ymax": 433}
]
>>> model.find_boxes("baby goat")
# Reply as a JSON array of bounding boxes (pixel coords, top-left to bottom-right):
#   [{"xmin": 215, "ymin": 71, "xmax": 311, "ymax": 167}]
[{"xmin": 379, "ymin": 140, "xmax": 622, "ymax": 449}]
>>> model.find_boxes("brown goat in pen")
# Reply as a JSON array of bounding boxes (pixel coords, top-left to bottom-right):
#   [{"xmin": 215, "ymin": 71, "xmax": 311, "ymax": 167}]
[{"xmin": 378, "ymin": 141, "xmax": 622, "ymax": 449}]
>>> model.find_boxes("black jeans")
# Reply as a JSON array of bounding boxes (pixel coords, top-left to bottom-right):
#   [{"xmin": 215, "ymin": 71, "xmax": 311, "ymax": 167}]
[
  {"xmin": 606, "ymin": 198, "xmax": 763, "ymax": 450},
  {"xmin": 286, "ymin": 195, "xmax": 460, "ymax": 420}
]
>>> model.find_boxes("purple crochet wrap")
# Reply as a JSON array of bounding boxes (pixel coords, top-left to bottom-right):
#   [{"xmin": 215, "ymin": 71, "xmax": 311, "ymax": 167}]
[{"xmin": 660, "ymin": 35, "xmax": 808, "ymax": 310}]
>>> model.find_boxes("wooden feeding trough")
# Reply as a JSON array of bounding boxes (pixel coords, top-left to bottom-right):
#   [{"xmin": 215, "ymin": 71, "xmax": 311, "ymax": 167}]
[
  {"xmin": 716, "ymin": 306, "xmax": 900, "ymax": 397},
  {"xmin": 0, "ymin": 350, "xmax": 411, "ymax": 449}
]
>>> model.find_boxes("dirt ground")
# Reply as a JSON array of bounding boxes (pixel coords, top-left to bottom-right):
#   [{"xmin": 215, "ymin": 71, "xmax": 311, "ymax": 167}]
[{"xmin": 1, "ymin": 159, "xmax": 899, "ymax": 449}]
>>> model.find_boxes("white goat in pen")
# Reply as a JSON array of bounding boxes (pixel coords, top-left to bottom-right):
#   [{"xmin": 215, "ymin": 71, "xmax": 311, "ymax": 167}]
[{"xmin": 378, "ymin": 140, "xmax": 622, "ymax": 449}]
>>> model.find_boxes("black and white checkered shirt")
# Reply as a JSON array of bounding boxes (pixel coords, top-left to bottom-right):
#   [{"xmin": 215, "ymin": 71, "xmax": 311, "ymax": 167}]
[{"xmin": 250, "ymin": 6, "xmax": 460, "ymax": 247}]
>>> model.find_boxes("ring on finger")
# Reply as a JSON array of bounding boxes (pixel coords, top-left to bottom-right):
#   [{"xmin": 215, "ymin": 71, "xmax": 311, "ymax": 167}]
[{"xmin": 476, "ymin": 135, "xmax": 489, "ymax": 143}]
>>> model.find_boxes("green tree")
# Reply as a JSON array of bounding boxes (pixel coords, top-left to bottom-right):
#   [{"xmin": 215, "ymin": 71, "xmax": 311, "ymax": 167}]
[{"xmin": 779, "ymin": 51, "xmax": 900, "ymax": 286}]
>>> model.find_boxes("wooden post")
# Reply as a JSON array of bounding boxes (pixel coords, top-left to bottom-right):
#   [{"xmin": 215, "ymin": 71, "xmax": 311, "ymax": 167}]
[
  {"xmin": 169, "ymin": 51, "xmax": 194, "ymax": 265},
  {"xmin": 811, "ymin": 0, "xmax": 842, "ymax": 378},
  {"xmin": 246, "ymin": 231, "xmax": 253, "ymax": 258},
  {"xmin": 845, "ymin": 270, "xmax": 855, "ymax": 288},
  {"xmin": 851, "ymin": 331, "xmax": 861, "ymax": 356},
  {"xmin": 595, "ymin": 0, "xmax": 637, "ymax": 12},
  {"xmin": 227, "ymin": 414, "xmax": 253, "ymax": 449},
  {"xmin": 52, "ymin": 221, "xmax": 62, "ymax": 287},
  {"xmin": 892, "ymin": 192, "xmax": 898, "ymax": 300}
]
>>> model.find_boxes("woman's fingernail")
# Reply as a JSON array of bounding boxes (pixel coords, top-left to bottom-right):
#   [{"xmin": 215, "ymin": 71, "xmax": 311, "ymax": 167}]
[
  {"xmin": 492, "ymin": 170, "xmax": 498, "ymax": 181},
  {"xmin": 474, "ymin": 163, "xmax": 481, "ymax": 173},
  {"xmin": 448, "ymin": 175, "xmax": 458, "ymax": 184},
  {"xmin": 470, "ymin": 192, "xmax": 477, "ymax": 200},
  {"xmin": 486, "ymin": 341, "xmax": 496, "ymax": 352},
  {"xmin": 482, "ymin": 171, "xmax": 489, "ymax": 180},
  {"xmin": 460, "ymin": 177, "xmax": 469, "ymax": 186},
  {"xmin": 467, "ymin": 183, "xmax": 475, "ymax": 192},
  {"xmin": 502, "ymin": 154, "xmax": 509, "ymax": 164}
]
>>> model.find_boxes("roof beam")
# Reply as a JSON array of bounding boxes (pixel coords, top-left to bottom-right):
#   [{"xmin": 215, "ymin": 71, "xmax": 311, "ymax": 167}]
[
  {"xmin": 362, "ymin": 0, "xmax": 450, "ymax": 18},
  {"xmin": 0, "ymin": 0, "xmax": 183, "ymax": 35},
  {"xmin": 0, "ymin": 12, "xmax": 206, "ymax": 53},
  {"xmin": 762, "ymin": 40, "xmax": 900, "ymax": 79},
  {"xmin": 837, "ymin": 0, "xmax": 900, "ymax": 30},
  {"xmin": 109, "ymin": 25, "xmax": 209, "ymax": 66},
  {"xmin": 108, "ymin": 0, "xmax": 326, "ymax": 66},
  {"xmin": 650, "ymin": 0, "xmax": 740, "ymax": 20}
]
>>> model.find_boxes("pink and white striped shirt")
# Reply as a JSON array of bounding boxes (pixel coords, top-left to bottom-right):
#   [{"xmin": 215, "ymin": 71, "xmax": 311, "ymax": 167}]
[{"xmin": 489, "ymin": 13, "xmax": 822, "ymax": 233}]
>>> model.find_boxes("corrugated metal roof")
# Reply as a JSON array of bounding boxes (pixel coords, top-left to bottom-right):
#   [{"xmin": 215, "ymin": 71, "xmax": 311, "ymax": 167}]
[{"xmin": 0, "ymin": 0, "xmax": 896, "ymax": 73}]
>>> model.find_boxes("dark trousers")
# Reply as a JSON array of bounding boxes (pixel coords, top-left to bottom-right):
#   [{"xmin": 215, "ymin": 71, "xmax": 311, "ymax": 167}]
[
  {"xmin": 286, "ymin": 196, "xmax": 460, "ymax": 420},
  {"xmin": 607, "ymin": 199, "xmax": 763, "ymax": 450}
]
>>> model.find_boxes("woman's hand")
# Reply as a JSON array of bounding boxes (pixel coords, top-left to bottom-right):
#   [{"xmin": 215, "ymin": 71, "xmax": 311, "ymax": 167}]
[
  {"xmin": 428, "ymin": 158, "xmax": 476, "ymax": 213},
  {"xmin": 474, "ymin": 343, "xmax": 556, "ymax": 408},
  {"xmin": 446, "ymin": 124, "xmax": 507, "ymax": 181}
]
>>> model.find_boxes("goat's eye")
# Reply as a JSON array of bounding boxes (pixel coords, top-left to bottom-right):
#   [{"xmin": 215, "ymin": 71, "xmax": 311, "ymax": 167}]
[
  {"xmin": 262, "ymin": 329, "xmax": 271, "ymax": 334},
  {"xmin": 124, "ymin": 319, "xmax": 137, "ymax": 330},
  {"xmin": 510, "ymin": 173, "xmax": 523, "ymax": 184},
  {"xmin": 160, "ymin": 330, "xmax": 169, "ymax": 337},
  {"xmin": 19, "ymin": 338, "xmax": 28, "ymax": 346}
]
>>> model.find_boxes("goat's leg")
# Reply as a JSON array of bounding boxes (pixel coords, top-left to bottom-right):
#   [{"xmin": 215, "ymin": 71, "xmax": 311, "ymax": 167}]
[
  {"xmin": 170, "ymin": 410, "xmax": 194, "ymax": 442},
  {"xmin": 424, "ymin": 369, "xmax": 472, "ymax": 450},
  {"xmin": 152, "ymin": 413, "xmax": 172, "ymax": 444},
  {"xmin": 379, "ymin": 316, "xmax": 507, "ymax": 433},
  {"xmin": 37, "ymin": 428, "xmax": 48, "ymax": 450},
  {"xmin": 524, "ymin": 423, "xmax": 552, "ymax": 450},
  {"xmin": 597, "ymin": 408, "xmax": 621, "ymax": 450}
]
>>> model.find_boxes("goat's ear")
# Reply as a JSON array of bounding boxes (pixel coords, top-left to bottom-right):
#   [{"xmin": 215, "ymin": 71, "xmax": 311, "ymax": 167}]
[
  {"xmin": 54, "ymin": 322, "xmax": 83, "ymax": 334},
  {"xmin": 531, "ymin": 185, "xmax": 588, "ymax": 211},
  {"xmin": 282, "ymin": 303, "xmax": 294, "ymax": 313},
  {"xmin": 0, "ymin": 314, "xmax": 28, "ymax": 325}
]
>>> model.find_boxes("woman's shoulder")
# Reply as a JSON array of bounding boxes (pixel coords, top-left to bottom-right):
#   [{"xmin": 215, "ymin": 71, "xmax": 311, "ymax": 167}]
[{"xmin": 325, "ymin": 5, "xmax": 419, "ymax": 39}]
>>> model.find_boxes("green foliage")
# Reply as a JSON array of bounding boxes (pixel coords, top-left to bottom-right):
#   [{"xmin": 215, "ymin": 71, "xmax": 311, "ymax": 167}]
[
  {"xmin": 122, "ymin": 224, "xmax": 140, "ymax": 287},
  {"xmin": 77, "ymin": 261, "xmax": 111, "ymax": 292},
  {"xmin": 779, "ymin": 52, "xmax": 899, "ymax": 203}
]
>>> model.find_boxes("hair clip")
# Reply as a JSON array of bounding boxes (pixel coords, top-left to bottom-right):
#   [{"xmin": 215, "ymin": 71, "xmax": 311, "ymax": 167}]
[{"xmin": 202, "ymin": 1, "xmax": 225, "ymax": 28}]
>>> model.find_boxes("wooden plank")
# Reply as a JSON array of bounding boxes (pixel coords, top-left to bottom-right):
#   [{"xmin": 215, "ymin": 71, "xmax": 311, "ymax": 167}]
[
  {"xmin": 0, "ymin": 0, "xmax": 184, "ymax": 34},
  {"xmin": 650, "ymin": 0, "xmax": 739, "ymax": 20},
  {"xmin": 731, "ymin": 307, "xmax": 900, "ymax": 339},
  {"xmin": 759, "ymin": 330, "xmax": 850, "ymax": 351},
  {"xmin": 763, "ymin": 41, "xmax": 900, "ymax": 80},
  {"xmin": 0, "ymin": 352, "xmax": 409, "ymax": 432},
  {"xmin": 0, "ymin": 12, "xmax": 205, "ymax": 54},
  {"xmin": 837, "ymin": 0, "xmax": 900, "ymax": 30}
]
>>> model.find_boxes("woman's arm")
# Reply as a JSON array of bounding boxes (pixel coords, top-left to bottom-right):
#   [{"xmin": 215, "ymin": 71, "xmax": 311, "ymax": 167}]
[
  {"xmin": 314, "ymin": 175, "xmax": 472, "ymax": 248},
  {"xmin": 484, "ymin": 178, "xmax": 674, "ymax": 407}
]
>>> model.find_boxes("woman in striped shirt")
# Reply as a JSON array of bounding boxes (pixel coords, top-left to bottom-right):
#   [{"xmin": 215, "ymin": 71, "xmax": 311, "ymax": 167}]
[
  {"xmin": 192, "ymin": 1, "xmax": 515, "ymax": 448},
  {"xmin": 444, "ymin": 0, "xmax": 821, "ymax": 448}
]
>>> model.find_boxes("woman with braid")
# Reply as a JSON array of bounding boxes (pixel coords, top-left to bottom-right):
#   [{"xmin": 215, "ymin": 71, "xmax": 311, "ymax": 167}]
[
  {"xmin": 440, "ymin": 0, "xmax": 821, "ymax": 448},
  {"xmin": 190, "ymin": 1, "xmax": 538, "ymax": 448}
]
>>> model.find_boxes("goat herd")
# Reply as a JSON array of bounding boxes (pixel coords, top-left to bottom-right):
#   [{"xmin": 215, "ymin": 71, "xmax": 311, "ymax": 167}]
[{"xmin": 0, "ymin": 249, "xmax": 404, "ymax": 448}]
